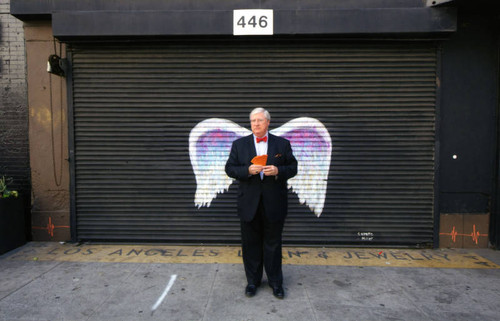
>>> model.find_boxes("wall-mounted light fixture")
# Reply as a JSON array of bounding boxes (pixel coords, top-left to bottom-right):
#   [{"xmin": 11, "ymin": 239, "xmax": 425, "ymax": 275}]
[{"xmin": 47, "ymin": 54, "xmax": 66, "ymax": 77}]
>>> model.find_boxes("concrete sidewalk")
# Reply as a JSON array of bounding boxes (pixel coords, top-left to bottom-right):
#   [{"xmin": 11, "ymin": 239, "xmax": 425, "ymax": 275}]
[{"xmin": 1, "ymin": 243, "xmax": 500, "ymax": 321}]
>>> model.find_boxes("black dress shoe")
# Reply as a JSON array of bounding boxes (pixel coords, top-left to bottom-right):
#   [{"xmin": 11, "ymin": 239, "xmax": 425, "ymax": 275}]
[
  {"xmin": 245, "ymin": 284, "xmax": 257, "ymax": 297},
  {"xmin": 270, "ymin": 285, "xmax": 285, "ymax": 299}
]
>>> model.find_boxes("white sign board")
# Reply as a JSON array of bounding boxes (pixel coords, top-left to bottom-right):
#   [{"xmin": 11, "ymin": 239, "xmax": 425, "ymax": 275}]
[{"xmin": 233, "ymin": 9, "xmax": 274, "ymax": 36}]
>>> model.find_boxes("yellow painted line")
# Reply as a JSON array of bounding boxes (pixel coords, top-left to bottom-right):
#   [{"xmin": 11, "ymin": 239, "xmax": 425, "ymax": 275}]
[{"xmin": 5, "ymin": 242, "xmax": 500, "ymax": 269}]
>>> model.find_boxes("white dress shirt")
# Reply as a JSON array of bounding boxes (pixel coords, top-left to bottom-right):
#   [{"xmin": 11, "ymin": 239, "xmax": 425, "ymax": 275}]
[{"xmin": 253, "ymin": 132, "xmax": 268, "ymax": 179}]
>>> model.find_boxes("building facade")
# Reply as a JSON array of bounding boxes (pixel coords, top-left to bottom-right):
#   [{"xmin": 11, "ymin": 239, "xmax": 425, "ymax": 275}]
[{"xmin": 9, "ymin": 0, "xmax": 500, "ymax": 248}]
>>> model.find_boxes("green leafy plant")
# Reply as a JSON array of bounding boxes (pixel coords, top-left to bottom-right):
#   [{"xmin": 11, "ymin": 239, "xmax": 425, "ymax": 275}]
[{"xmin": 0, "ymin": 176, "xmax": 19, "ymax": 198}]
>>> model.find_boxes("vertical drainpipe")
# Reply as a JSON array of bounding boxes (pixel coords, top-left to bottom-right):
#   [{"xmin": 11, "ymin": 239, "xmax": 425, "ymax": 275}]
[
  {"xmin": 493, "ymin": 31, "xmax": 500, "ymax": 250},
  {"xmin": 434, "ymin": 44, "xmax": 442, "ymax": 249},
  {"xmin": 65, "ymin": 48, "xmax": 77, "ymax": 243}
]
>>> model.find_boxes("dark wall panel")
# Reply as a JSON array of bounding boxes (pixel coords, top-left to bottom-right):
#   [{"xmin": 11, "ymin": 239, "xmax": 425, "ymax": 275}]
[{"xmin": 439, "ymin": 13, "xmax": 499, "ymax": 214}]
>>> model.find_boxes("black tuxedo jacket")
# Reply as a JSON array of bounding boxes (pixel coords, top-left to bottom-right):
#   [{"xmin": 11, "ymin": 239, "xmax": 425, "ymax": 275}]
[{"xmin": 225, "ymin": 133, "xmax": 298, "ymax": 222}]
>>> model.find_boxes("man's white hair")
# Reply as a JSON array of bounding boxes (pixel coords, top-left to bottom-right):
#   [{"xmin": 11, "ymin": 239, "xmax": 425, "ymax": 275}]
[{"xmin": 249, "ymin": 107, "xmax": 271, "ymax": 121}]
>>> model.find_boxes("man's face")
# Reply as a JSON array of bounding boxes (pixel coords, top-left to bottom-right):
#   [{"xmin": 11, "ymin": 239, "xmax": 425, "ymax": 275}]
[{"xmin": 250, "ymin": 112, "xmax": 270, "ymax": 138}]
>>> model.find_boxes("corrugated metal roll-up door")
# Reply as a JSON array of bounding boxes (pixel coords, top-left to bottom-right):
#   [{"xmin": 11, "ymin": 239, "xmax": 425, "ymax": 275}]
[{"xmin": 71, "ymin": 38, "xmax": 436, "ymax": 247}]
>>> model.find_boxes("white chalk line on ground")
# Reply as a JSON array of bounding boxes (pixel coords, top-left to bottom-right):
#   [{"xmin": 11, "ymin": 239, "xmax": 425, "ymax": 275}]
[{"xmin": 151, "ymin": 274, "xmax": 177, "ymax": 314}]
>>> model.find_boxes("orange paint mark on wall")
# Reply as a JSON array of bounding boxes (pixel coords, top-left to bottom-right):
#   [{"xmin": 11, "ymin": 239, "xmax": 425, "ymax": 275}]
[
  {"xmin": 440, "ymin": 224, "xmax": 487, "ymax": 245},
  {"xmin": 32, "ymin": 217, "xmax": 70, "ymax": 237}
]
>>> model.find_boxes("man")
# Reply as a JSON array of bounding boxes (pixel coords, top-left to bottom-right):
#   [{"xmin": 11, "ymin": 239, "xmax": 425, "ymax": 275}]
[{"xmin": 225, "ymin": 107, "xmax": 298, "ymax": 299}]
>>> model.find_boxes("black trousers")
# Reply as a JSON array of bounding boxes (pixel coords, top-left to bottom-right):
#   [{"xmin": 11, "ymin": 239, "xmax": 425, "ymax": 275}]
[{"xmin": 240, "ymin": 197, "xmax": 284, "ymax": 287}]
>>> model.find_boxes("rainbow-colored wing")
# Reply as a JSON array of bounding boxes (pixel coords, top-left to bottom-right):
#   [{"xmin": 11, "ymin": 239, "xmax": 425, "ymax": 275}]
[
  {"xmin": 271, "ymin": 117, "xmax": 332, "ymax": 217},
  {"xmin": 189, "ymin": 118, "xmax": 250, "ymax": 208}
]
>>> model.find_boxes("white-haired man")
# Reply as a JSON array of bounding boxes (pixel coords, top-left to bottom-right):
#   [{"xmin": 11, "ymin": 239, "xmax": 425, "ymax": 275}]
[{"xmin": 225, "ymin": 107, "xmax": 297, "ymax": 299}]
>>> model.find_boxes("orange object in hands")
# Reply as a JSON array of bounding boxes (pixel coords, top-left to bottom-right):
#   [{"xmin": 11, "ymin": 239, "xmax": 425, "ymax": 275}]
[{"xmin": 251, "ymin": 155, "xmax": 268, "ymax": 166}]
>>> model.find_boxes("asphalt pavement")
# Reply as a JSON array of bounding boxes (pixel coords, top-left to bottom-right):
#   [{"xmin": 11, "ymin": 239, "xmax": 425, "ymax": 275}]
[{"xmin": 1, "ymin": 242, "xmax": 500, "ymax": 321}]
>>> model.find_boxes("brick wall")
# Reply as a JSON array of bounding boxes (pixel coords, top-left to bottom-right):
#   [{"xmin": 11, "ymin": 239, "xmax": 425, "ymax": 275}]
[{"xmin": 0, "ymin": 0, "xmax": 29, "ymax": 196}]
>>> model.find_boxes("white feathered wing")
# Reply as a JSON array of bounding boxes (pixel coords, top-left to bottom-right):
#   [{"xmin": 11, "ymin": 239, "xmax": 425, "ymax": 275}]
[
  {"xmin": 271, "ymin": 117, "xmax": 332, "ymax": 217},
  {"xmin": 188, "ymin": 118, "xmax": 250, "ymax": 208}
]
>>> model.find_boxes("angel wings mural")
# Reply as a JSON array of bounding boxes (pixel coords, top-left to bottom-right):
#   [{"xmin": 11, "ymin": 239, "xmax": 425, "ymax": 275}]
[{"xmin": 189, "ymin": 117, "xmax": 332, "ymax": 217}]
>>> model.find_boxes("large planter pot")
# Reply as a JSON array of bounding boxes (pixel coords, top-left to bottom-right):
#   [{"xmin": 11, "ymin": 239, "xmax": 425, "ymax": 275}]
[{"xmin": 0, "ymin": 197, "xmax": 26, "ymax": 255}]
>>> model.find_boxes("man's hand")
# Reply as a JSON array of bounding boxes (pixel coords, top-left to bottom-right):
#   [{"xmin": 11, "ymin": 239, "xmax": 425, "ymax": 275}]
[
  {"xmin": 263, "ymin": 165, "xmax": 278, "ymax": 176},
  {"xmin": 248, "ymin": 164, "xmax": 264, "ymax": 175}
]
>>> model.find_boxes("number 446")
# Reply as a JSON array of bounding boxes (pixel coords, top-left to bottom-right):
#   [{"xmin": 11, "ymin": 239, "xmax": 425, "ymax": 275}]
[{"xmin": 237, "ymin": 15, "xmax": 268, "ymax": 28}]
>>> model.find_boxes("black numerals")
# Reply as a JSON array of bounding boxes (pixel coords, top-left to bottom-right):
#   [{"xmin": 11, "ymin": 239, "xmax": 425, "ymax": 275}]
[{"xmin": 238, "ymin": 15, "xmax": 268, "ymax": 29}]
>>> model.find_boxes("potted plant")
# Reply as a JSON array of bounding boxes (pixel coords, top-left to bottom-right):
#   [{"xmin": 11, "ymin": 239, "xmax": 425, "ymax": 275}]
[{"xmin": 0, "ymin": 176, "xmax": 26, "ymax": 255}]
